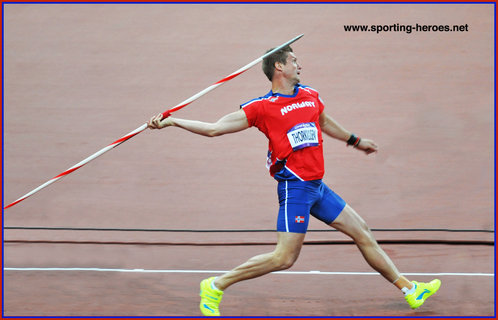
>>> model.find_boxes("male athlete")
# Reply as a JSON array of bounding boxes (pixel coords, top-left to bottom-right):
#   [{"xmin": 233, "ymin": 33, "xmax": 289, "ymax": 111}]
[{"xmin": 148, "ymin": 46, "xmax": 441, "ymax": 316}]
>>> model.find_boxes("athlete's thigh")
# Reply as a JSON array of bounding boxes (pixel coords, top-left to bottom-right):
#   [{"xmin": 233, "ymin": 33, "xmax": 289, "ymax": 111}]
[
  {"xmin": 274, "ymin": 231, "xmax": 306, "ymax": 259},
  {"xmin": 329, "ymin": 204, "xmax": 370, "ymax": 239},
  {"xmin": 277, "ymin": 199, "xmax": 312, "ymax": 233},
  {"xmin": 276, "ymin": 180, "xmax": 314, "ymax": 233},
  {"xmin": 310, "ymin": 182, "xmax": 346, "ymax": 225}
]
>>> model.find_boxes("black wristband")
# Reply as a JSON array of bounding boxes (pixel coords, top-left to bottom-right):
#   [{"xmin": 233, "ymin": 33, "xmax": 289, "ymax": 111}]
[
  {"xmin": 347, "ymin": 134, "xmax": 358, "ymax": 145},
  {"xmin": 354, "ymin": 138, "xmax": 362, "ymax": 148}
]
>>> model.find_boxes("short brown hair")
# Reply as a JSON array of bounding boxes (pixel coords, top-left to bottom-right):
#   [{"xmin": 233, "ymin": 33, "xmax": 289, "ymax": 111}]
[{"xmin": 262, "ymin": 45, "xmax": 293, "ymax": 81}]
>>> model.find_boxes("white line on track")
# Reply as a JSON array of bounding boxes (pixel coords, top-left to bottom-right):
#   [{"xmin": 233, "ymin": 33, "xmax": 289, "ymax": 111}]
[{"xmin": 3, "ymin": 267, "xmax": 494, "ymax": 277}]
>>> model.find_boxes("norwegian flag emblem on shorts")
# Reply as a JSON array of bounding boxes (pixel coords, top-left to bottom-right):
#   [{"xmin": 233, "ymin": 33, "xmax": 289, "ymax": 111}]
[{"xmin": 295, "ymin": 216, "xmax": 305, "ymax": 223}]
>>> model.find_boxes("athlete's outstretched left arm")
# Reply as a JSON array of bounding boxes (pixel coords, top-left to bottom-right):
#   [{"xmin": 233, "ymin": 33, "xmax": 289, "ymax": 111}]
[
  {"xmin": 319, "ymin": 112, "xmax": 378, "ymax": 155},
  {"xmin": 148, "ymin": 109, "xmax": 249, "ymax": 137}
]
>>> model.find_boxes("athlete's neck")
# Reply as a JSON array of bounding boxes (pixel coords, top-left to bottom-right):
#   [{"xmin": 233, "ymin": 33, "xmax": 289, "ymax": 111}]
[{"xmin": 271, "ymin": 81, "xmax": 297, "ymax": 96}]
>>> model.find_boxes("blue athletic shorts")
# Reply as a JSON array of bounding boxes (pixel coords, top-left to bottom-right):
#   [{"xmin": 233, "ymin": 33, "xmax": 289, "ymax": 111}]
[{"xmin": 276, "ymin": 179, "xmax": 346, "ymax": 233}]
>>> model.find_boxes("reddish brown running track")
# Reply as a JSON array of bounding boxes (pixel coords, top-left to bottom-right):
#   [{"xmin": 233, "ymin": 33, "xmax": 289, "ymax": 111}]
[{"xmin": 3, "ymin": 3, "xmax": 495, "ymax": 317}]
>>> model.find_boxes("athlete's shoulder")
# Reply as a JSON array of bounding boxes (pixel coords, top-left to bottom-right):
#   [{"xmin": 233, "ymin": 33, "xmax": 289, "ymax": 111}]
[
  {"xmin": 297, "ymin": 84, "xmax": 320, "ymax": 95},
  {"xmin": 240, "ymin": 90, "xmax": 274, "ymax": 109}
]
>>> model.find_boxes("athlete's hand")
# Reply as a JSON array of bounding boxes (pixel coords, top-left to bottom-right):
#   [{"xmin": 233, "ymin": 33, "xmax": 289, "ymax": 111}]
[
  {"xmin": 148, "ymin": 113, "xmax": 173, "ymax": 130},
  {"xmin": 356, "ymin": 138, "xmax": 378, "ymax": 155}
]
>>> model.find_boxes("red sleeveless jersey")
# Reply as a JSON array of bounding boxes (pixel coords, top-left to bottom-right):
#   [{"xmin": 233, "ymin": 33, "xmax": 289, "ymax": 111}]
[{"xmin": 241, "ymin": 84, "xmax": 325, "ymax": 181}]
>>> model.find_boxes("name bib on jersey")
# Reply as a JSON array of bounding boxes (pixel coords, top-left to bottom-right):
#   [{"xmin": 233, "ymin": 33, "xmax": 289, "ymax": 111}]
[{"xmin": 287, "ymin": 122, "xmax": 319, "ymax": 151}]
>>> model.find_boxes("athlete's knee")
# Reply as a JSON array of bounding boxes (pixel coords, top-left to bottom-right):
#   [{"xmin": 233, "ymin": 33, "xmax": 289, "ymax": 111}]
[
  {"xmin": 271, "ymin": 251, "xmax": 299, "ymax": 270},
  {"xmin": 352, "ymin": 221, "xmax": 377, "ymax": 247},
  {"xmin": 358, "ymin": 229, "xmax": 379, "ymax": 248},
  {"xmin": 332, "ymin": 205, "xmax": 379, "ymax": 247}
]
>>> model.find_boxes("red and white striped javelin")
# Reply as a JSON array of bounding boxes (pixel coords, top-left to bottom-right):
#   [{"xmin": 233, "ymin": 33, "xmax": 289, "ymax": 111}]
[{"xmin": 4, "ymin": 34, "xmax": 304, "ymax": 210}]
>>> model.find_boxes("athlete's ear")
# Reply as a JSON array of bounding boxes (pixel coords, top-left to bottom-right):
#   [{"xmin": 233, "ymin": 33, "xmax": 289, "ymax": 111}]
[{"xmin": 274, "ymin": 61, "xmax": 284, "ymax": 72}]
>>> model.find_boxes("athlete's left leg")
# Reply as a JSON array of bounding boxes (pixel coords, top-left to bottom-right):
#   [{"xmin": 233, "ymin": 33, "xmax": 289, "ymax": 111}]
[
  {"xmin": 329, "ymin": 204, "xmax": 441, "ymax": 309},
  {"xmin": 312, "ymin": 181, "xmax": 440, "ymax": 307},
  {"xmin": 329, "ymin": 204, "xmax": 412, "ymax": 288}
]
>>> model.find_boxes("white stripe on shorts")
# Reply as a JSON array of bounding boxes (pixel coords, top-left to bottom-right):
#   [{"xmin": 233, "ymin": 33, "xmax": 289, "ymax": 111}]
[{"xmin": 284, "ymin": 180, "xmax": 289, "ymax": 232}]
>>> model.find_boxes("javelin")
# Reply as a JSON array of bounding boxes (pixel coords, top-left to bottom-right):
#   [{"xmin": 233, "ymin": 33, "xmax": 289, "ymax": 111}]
[{"xmin": 4, "ymin": 34, "xmax": 304, "ymax": 210}]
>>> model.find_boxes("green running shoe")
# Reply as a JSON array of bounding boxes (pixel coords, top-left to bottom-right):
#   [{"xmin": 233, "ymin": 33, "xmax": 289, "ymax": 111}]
[
  {"xmin": 405, "ymin": 279, "xmax": 441, "ymax": 309},
  {"xmin": 200, "ymin": 277, "xmax": 224, "ymax": 316}
]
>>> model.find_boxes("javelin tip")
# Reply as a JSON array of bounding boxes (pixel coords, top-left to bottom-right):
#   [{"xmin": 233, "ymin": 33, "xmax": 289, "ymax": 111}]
[
  {"xmin": 263, "ymin": 34, "xmax": 304, "ymax": 59},
  {"xmin": 290, "ymin": 33, "xmax": 304, "ymax": 43},
  {"xmin": 280, "ymin": 33, "xmax": 304, "ymax": 49}
]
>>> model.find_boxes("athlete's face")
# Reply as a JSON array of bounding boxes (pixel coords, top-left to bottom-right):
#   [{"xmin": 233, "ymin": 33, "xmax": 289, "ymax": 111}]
[{"xmin": 281, "ymin": 52, "xmax": 302, "ymax": 84}]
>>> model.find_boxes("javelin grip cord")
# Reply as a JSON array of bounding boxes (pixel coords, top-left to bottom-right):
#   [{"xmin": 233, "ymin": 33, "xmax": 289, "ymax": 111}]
[{"xmin": 4, "ymin": 34, "xmax": 304, "ymax": 210}]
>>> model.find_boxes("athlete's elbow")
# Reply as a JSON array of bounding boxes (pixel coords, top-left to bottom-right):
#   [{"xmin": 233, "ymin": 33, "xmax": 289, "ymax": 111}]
[
  {"xmin": 206, "ymin": 130, "xmax": 221, "ymax": 137},
  {"xmin": 205, "ymin": 123, "xmax": 228, "ymax": 137},
  {"xmin": 205, "ymin": 126, "xmax": 224, "ymax": 137}
]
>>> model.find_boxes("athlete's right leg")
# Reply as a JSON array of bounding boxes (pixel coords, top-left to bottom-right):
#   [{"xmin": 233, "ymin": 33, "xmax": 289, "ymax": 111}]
[
  {"xmin": 200, "ymin": 180, "xmax": 311, "ymax": 316},
  {"xmin": 199, "ymin": 232, "xmax": 305, "ymax": 316},
  {"xmin": 214, "ymin": 231, "xmax": 305, "ymax": 291}
]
